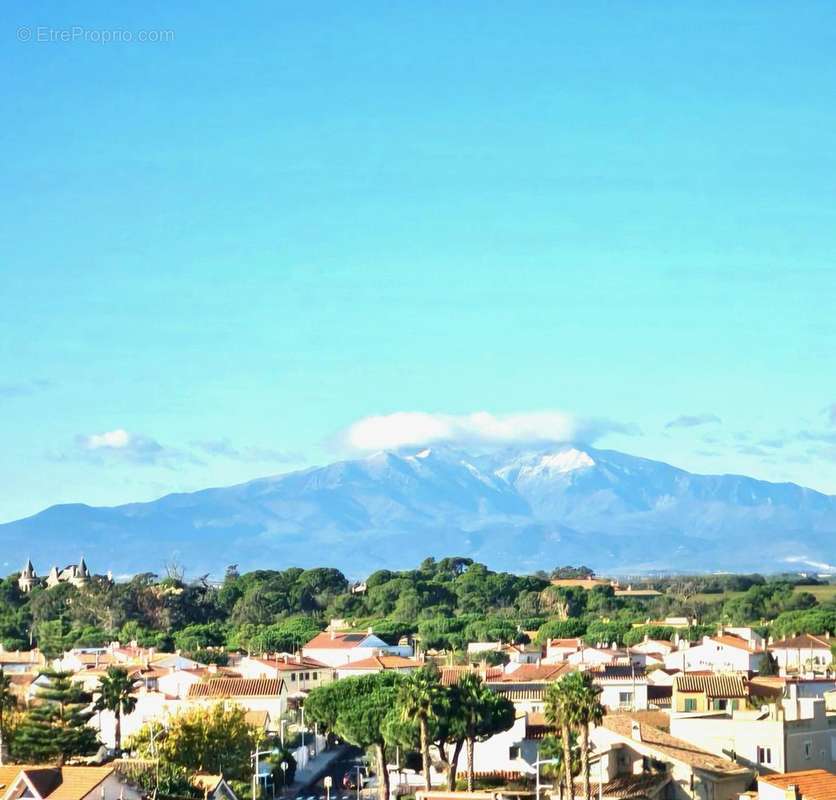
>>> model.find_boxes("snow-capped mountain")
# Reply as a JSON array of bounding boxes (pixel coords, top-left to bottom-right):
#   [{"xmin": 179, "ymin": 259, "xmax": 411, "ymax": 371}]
[{"xmin": 1, "ymin": 445, "xmax": 834, "ymax": 576}]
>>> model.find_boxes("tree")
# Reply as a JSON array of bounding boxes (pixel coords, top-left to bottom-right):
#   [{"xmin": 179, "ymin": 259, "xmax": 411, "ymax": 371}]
[
  {"xmin": 128, "ymin": 703, "xmax": 257, "ymax": 781},
  {"xmin": 398, "ymin": 666, "xmax": 443, "ymax": 790},
  {"xmin": 307, "ymin": 673, "xmax": 403, "ymax": 800},
  {"xmin": 93, "ymin": 666, "xmax": 137, "ymax": 752},
  {"xmin": 456, "ymin": 672, "xmax": 515, "ymax": 791},
  {"xmin": 0, "ymin": 667, "xmax": 17, "ymax": 765},
  {"xmin": 759, "ymin": 651, "xmax": 779, "ymax": 676},
  {"xmin": 566, "ymin": 672, "xmax": 604, "ymax": 800},
  {"xmin": 545, "ymin": 674, "xmax": 579, "ymax": 799},
  {"xmin": 540, "ymin": 731, "xmax": 580, "ymax": 800},
  {"xmin": 13, "ymin": 670, "xmax": 98, "ymax": 764}
]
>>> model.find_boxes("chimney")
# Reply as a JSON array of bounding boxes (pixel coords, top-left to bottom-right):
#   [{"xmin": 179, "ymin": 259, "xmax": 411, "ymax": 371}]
[
  {"xmin": 826, "ymin": 631, "xmax": 831, "ymax": 640},
  {"xmin": 784, "ymin": 785, "xmax": 800, "ymax": 800},
  {"xmin": 367, "ymin": 626, "xmax": 373, "ymax": 634},
  {"xmin": 330, "ymin": 630, "xmax": 336, "ymax": 640},
  {"xmin": 296, "ymin": 653, "xmax": 302, "ymax": 664},
  {"xmin": 630, "ymin": 721, "xmax": 642, "ymax": 742}
]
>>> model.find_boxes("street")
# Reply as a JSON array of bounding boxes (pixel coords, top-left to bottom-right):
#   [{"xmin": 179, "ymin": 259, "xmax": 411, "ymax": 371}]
[{"xmin": 287, "ymin": 747, "xmax": 371, "ymax": 800}]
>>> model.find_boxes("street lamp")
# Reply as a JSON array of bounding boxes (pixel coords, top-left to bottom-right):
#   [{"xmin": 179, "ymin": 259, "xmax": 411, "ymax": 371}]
[
  {"xmin": 531, "ymin": 757, "xmax": 560, "ymax": 800},
  {"xmin": 251, "ymin": 747, "xmax": 281, "ymax": 800}
]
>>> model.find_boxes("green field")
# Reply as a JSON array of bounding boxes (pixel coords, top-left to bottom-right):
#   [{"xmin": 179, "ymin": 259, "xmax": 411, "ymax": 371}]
[{"xmin": 692, "ymin": 583, "xmax": 836, "ymax": 605}]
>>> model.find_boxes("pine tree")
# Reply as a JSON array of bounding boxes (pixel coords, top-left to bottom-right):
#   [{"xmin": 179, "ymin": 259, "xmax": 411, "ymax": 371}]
[{"xmin": 13, "ymin": 670, "xmax": 99, "ymax": 764}]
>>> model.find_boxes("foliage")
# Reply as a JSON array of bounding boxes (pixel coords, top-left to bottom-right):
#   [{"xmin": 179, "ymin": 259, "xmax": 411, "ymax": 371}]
[
  {"xmin": 128, "ymin": 703, "xmax": 258, "ymax": 780},
  {"xmin": 93, "ymin": 666, "xmax": 137, "ymax": 751},
  {"xmin": 13, "ymin": 670, "xmax": 98, "ymax": 763}
]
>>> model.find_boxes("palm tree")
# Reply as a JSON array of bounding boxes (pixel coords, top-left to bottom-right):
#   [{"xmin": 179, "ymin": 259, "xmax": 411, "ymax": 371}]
[
  {"xmin": 457, "ymin": 673, "xmax": 486, "ymax": 791},
  {"xmin": 540, "ymin": 731, "xmax": 580, "ymax": 800},
  {"xmin": 93, "ymin": 666, "xmax": 137, "ymax": 752},
  {"xmin": 545, "ymin": 673, "xmax": 581, "ymax": 799},
  {"xmin": 398, "ymin": 666, "xmax": 442, "ymax": 790},
  {"xmin": 0, "ymin": 667, "xmax": 17, "ymax": 765},
  {"xmin": 571, "ymin": 672, "xmax": 604, "ymax": 800}
]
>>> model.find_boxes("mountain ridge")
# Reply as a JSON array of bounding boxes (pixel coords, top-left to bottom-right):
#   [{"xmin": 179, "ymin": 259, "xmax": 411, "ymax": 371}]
[{"xmin": 2, "ymin": 444, "xmax": 834, "ymax": 577}]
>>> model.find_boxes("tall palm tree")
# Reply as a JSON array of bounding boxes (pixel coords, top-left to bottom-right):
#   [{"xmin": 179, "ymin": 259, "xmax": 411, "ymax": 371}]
[
  {"xmin": 398, "ymin": 666, "xmax": 442, "ymax": 790},
  {"xmin": 93, "ymin": 666, "xmax": 137, "ymax": 752},
  {"xmin": 545, "ymin": 673, "xmax": 581, "ymax": 799},
  {"xmin": 457, "ymin": 673, "xmax": 486, "ymax": 791},
  {"xmin": 571, "ymin": 672, "xmax": 604, "ymax": 800},
  {"xmin": 0, "ymin": 667, "xmax": 17, "ymax": 765}
]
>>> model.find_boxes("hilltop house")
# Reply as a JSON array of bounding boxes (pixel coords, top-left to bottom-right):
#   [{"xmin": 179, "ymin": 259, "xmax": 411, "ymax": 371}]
[
  {"xmin": 672, "ymin": 673, "xmax": 749, "ymax": 713},
  {"xmin": 757, "ymin": 769, "xmax": 836, "ymax": 800},
  {"xmin": 18, "ymin": 557, "xmax": 99, "ymax": 593},
  {"xmin": 301, "ymin": 628, "xmax": 412, "ymax": 667}
]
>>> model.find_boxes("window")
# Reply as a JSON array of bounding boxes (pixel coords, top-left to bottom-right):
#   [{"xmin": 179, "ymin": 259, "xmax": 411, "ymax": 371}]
[
  {"xmin": 290, "ymin": 673, "xmax": 296, "ymax": 681},
  {"xmin": 618, "ymin": 691, "xmax": 633, "ymax": 708},
  {"xmin": 804, "ymin": 741, "xmax": 812, "ymax": 760},
  {"xmin": 684, "ymin": 698, "xmax": 697, "ymax": 712},
  {"xmin": 509, "ymin": 746, "xmax": 520, "ymax": 760},
  {"xmin": 757, "ymin": 747, "xmax": 772, "ymax": 765},
  {"xmin": 304, "ymin": 672, "xmax": 310, "ymax": 680},
  {"xmin": 312, "ymin": 672, "xmax": 318, "ymax": 680}
]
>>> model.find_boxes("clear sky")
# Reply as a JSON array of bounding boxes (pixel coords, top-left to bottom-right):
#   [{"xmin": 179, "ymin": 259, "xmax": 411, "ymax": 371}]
[{"xmin": 1, "ymin": 1, "xmax": 835, "ymax": 521}]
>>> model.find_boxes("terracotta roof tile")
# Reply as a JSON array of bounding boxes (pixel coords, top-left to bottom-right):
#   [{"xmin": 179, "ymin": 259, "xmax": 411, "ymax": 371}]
[
  {"xmin": 674, "ymin": 673, "xmax": 748, "ymax": 697},
  {"xmin": 759, "ymin": 769, "xmax": 836, "ymax": 800},
  {"xmin": 769, "ymin": 633, "xmax": 832, "ymax": 650},
  {"xmin": 304, "ymin": 632, "xmax": 370, "ymax": 650},
  {"xmin": 602, "ymin": 715, "xmax": 750, "ymax": 776},
  {"xmin": 188, "ymin": 677, "xmax": 285, "ymax": 698},
  {"xmin": 338, "ymin": 655, "xmax": 422, "ymax": 671}
]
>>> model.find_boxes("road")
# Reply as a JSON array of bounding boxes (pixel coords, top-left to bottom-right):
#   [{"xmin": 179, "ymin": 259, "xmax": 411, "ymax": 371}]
[{"xmin": 286, "ymin": 746, "xmax": 371, "ymax": 800}]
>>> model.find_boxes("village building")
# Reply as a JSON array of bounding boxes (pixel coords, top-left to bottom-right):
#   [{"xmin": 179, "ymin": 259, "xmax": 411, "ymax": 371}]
[
  {"xmin": 301, "ymin": 628, "xmax": 412, "ymax": 667},
  {"xmin": 592, "ymin": 714, "xmax": 755, "ymax": 800},
  {"xmin": 664, "ymin": 634, "xmax": 764, "ymax": 673},
  {"xmin": 672, "ymin": 672, "xmax": 749, "ymax": 713},
  {"xmin": 238, "ymin": 653, "xmax": 335, "ymax": 692},
  {"xmin": 335, "ymin": 654, "xmax": 423, "ymax": 678},
  {"xmin": 0, "ymin": 766, "xmax": 141, "ymax": 800},
  {"xmin": 669, "ymin": 695, "xmax": 836, "ymax": 775},
  {"xmin": 767, "ymin": 633, "xmax": 833, "ymax": 675}
]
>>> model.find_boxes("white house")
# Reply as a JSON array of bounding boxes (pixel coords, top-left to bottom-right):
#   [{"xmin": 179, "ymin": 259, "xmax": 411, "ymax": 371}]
[
  {"xmin": 302, "ymin": 630, "xmax": 412, "ymax": 667},
  {"xmin": 544, "ymin": 637, "xmax": 583, "ymax": 662},
  {"xmin": 592, "ymin": 715, "xmax": 754, "ymax": 800},
  {"xmin": 335, "ymin": 655, "xmax": 423, "ymax": 679},
  {"xmin": 664, "ymin": 634, "xmax": 763, "ymax": 673},
  {"xmin": 669, "ymin": 696, "xmax": 836, "ymax": 775},
  {"xmin": 0, "ymin": 767, "xmax": 142, "ymax": 800},
  {"xmin": 768, "ymin": 633, "xmax": 833, "ymax": 674},
  {"xmin": 567, "ymin": 647, "xmax": 623, "ymax": 668},
  {"xmin": 591, "ymin": 664, "xmax": 649, "ymax": 711},
  {"xmin": 238, "ymin": 654, "xmax": 335, "ymax": 693}
]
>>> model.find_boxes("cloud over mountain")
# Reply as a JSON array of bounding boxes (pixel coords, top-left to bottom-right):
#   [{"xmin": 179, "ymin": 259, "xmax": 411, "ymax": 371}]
[{"xmin": 340, "ymin": 410, "xmax": 636, "ymax": 451}]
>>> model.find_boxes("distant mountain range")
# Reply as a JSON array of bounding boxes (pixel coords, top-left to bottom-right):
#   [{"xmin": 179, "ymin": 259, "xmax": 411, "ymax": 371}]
[{"xmin": 2, "ymin": 445, "xmax": 835, "ymax": 578}]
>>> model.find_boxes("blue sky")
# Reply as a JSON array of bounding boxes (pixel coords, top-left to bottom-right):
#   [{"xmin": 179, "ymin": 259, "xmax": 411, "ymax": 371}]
[{"xmin": 1, "ymin": 1, "xmax": 835, "ymax": 521}]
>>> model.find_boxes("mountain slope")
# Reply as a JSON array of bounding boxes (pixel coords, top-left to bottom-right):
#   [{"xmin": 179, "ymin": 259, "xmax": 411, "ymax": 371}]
[{"xmin": 1, "ymin": 445, "xmax": 834, "ymax": 576}]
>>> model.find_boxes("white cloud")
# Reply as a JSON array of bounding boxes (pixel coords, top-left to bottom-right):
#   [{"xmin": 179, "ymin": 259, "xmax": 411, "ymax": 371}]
[
  {"xmin": 340, "ymin": 410, "xmax": 635, "ymax": 452},
  {"xmin": 85, "ymin": 429, "xmax": 132, "ymax": 450}
]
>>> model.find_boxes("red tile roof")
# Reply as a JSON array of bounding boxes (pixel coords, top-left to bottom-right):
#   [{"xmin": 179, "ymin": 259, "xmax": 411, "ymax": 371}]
[
  {"xmin": 759, "ymin": 769, "xmax": 836, "ymax": 800},
  {"xmin": 187, "ymin": 677, "xmax": 285, "ymax": 698},
  {"xmin": 252, "ymin": 655, "xmax": 328, "ymax": 670},
  {"xmin": 674, "ymin": 673, "xmax": 748, "ymax": 698},
  {"xmin": 494, "ymin": 663, "xmax": 572, "ymax": 682},
  {"xmin": 440, "ymin": 665, "xmax": 504, "ymax": 686},
  {"xmin": 602, "ymin": 715, "xmax": 751, "ymax": 776},
  {"xmin": 712, "ymin": 634, "xmax": 762, "ymax": 653},
  {"xmin": 304, "ymin": 632, "xmax": 372, "ymax": 650},
  {"xmin": 769, "ymin": 633, "xmax": 832, "ymax": 650},
  {"xmin": 338, "ymin": 655, "xmax": 422, "ymax": 671}
]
